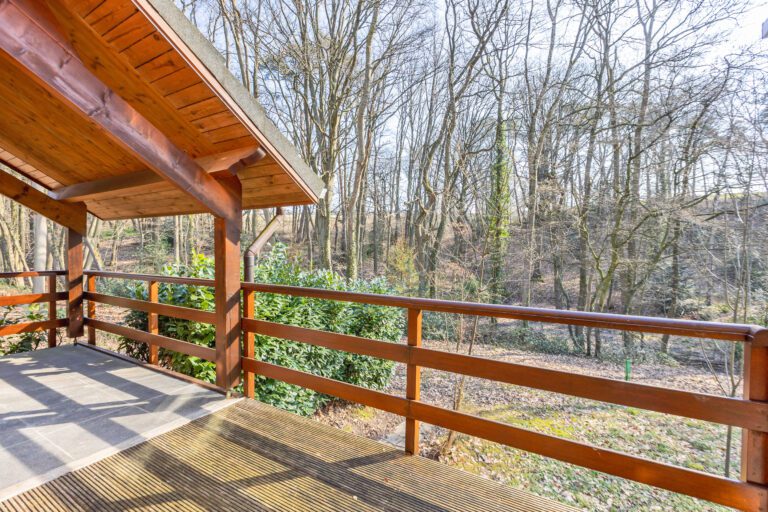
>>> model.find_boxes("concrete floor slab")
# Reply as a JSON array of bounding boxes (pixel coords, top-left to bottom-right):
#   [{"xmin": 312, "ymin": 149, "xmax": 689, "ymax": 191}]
[{"xmin": 0, "ymin": 344, "xmax": 235, "ymax": 501}]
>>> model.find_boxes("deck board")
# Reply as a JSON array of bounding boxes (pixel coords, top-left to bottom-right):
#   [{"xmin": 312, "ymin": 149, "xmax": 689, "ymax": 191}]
[{"xmin": 0, "ymin": 399, "xmax": 577, "ymax": 511}]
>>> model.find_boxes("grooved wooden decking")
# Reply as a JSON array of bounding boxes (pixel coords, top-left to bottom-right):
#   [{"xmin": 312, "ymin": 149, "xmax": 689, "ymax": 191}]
[{"xmin": 0, "ymin": 399, "xmax": 576, "ymax": 511}]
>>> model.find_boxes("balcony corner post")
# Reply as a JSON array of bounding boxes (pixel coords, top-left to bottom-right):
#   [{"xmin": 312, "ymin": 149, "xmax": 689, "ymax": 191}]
[
  {"xmin": 742, "ymin": 329, "xmax": 768, "ymax": 497},
  {"xmin": 66, "ymin": 205, "xmax": 87, "ymax": 339},
  {"xmin": 214, "ymin": 177, "xmax": 243, "ymax": 391}
]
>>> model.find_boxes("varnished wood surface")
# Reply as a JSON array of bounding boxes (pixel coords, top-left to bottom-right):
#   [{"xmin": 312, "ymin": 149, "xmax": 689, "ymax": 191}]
[
  {"xmin": 0, "ymin": 399, "xmax": 577, "ymax": 512},
  {"xmin": 0, "ymin": 169, "xmax": 87, "ymax": 234},
  {"xmin": 85, "ymin": 318, "xmax": 215, "ymax": 361},
  {"xmin": 0, "ymin": 0, "xmax": 315, "ymax": 220},
  {"xmin": 241, "ymin": 282, "xmax": 765, "ymax": 343},
  {"xmin": 85, "ymin": 291, "xmax": 216, "ymax": 324},
  {"xmin": 213, "ymin": 190, "xmax": 243, "ymax": 389}
]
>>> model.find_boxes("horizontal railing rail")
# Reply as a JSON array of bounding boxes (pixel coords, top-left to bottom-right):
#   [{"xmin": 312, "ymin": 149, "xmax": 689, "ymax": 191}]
[
  {"xmin": 242, "ymin": 283, "xmax": 768, "ymax": 511},
  {"xmin": 0, "ymin": 270, "xmax": 65, "ymax": 279},
  {"xmin": 0, "ymin": 292, "xmax": 67, "ymax": 307},
  {"xmin": 84, "ymin": 318, "xmax": 215, "ymax": 361},
  {"xmin": 84, "ymin": 292, "xmax": 216, "ymax": 324},
  {"xmin": 244, "ymin": 318, "xmax": 768, "ymax": 431},
  {"xmin": 0, "ymin": 270, "xmax": 66, "ymax": 347},
  {"xmin": 84, "ymin": 270, "xmax": 214, "ymax": 287},
  {"xmin": 241, "ymin": 282, "xmax": 765, "ymax": 343},
  {"xmin": 0, "ymin": 318, "xmax": 67, "ymax": 337}
]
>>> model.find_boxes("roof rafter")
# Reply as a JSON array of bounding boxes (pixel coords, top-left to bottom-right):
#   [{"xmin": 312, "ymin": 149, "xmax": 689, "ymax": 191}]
[
  {"xmin": 0, "ymin": 0, "xmax": 239, "ymax": 222},
  {"xmin": 53, "ymin": 146, "xmax": 261, "ymax": 203},
  {"xmin": 0, "ymin": 166, "xmax": 86, "ymax": 234}
]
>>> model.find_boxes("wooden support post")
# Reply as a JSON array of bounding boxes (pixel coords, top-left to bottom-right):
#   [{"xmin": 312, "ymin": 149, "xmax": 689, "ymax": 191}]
[
  {"xmin": 243, "ymin": 288, "xmax": 256, "ymax": 399},
  {"xmin": 214, "ymin": 176, "xmax": 242, "ymax": 391},
  {"xmin": 742, "ymin": 333, "xmax": 768, "ymax": 505},
  {"xmin": 67, "ymin": 227, "xmax": 84, "ymax": 339},
  {"xmin": 86, "ymin": 274, "xmax": 96, "ymax": 344},
  {"xmin": 406, "ymin": 308, "xmax": 423, "ymax": 455},
  {"xmin": 47, "ymin": 274, "xmax": 57, "ymax": 348},
  {"xmin": 148, "ymin": 280, "xmax": 159, "ymax": 365}
]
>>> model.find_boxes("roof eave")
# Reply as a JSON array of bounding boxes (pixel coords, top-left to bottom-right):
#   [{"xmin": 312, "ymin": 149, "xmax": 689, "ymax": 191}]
[{"xmin": 136, "ymin": 0, "xmax": 324, "ymax": 204}]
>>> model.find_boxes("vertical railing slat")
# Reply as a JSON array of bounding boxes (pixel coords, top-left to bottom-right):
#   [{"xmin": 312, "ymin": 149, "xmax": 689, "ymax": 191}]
[
  {"xmin": 243, "ymin": 288, "xmax": 255, "ymax": 399},
  {"xmin": 86, "ymin": 274, "xmax": 96, "ymax": 345},
  {"xmin": 47, "ymin": 273, "xmax": 57, "ymax": 348},
  {"xmin": 148, "ymin": 280, "xmax": 159, "ymax": 365},
  {"xmin": 406, "ymin": 308, "xmax": 423, "ymax": 455}
]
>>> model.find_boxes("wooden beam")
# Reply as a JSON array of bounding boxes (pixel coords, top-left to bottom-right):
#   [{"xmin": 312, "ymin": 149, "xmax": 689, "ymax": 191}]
[
  {"xmin": 67, "ymin": 225, "xmax": 84, "ymax": 338},
  {"xmin": 0, "ymin": 0, "xmax": 238, "ymax": 222},
  {"xmin": 226, "ymin": 148, "xmax": 266, "ymax": 176},
  {"xmin": 0, "ymin": 167, "xmax": 86, "ymax": 234},
  {"xmin": 52, "ymin": 146, "xmax": 259, "ymax": 203},
  {"xmin": 214, "ymin": 176, "xmax": 243, "ymax": 390}
]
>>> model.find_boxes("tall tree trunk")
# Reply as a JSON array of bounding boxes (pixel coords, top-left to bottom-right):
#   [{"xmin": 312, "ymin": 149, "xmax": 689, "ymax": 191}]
[{"xmin": 32, "ymin": 214, "xmax": 47, "ymax": 292}]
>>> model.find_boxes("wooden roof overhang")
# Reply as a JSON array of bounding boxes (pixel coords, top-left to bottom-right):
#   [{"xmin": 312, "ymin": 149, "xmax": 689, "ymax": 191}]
[{"xmin": 0, "ymin": 0, "xmax": 323, "ymax": 223}]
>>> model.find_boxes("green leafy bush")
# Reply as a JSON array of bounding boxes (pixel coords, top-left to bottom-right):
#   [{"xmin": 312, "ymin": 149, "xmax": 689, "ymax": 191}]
[
  {"xmin": 490, "ymin": 325, "xmax": 571, "ymax": 355},
  {"xmin": 120, "ymin": 245, "xmax": 404, "ymax": 414}
]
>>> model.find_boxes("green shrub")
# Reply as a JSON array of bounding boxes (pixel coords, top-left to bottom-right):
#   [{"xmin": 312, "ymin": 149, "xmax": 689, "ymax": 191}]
[
  {"xmin": 492, "ymin": 325, "xmax": 571, "ymax": 355},
  {"xmin": 120, "ymin": 245, "xmax": 404, "ymax": 415}
]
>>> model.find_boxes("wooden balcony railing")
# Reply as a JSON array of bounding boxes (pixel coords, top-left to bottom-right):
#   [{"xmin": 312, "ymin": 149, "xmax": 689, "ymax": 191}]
[
  {"xmin": 83, "ymin": 270, "xmax": 216, "ymax": 362},
  {"xmin": 1, "ymin": 269, "xmax": 767, "ymax": 510},
  {"xmin": 240, "ymin": 282, "xmax": 768, "ymax": 511},
  {"xmin": 0, "ymin": 270, "xmax": 67, "ymax": 347}
]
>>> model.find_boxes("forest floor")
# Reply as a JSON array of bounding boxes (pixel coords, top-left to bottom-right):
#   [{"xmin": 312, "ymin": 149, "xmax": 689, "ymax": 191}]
[{"xmin": 312, "ymin": 333, "xmax": 738, "ymax": 512}]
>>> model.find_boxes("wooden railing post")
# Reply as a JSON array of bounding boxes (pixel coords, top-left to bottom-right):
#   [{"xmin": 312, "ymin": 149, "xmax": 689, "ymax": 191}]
[
  {"xmin": 86, "ymin": 274, "xmax": 96, "ymax": 345},
  {"xmin": 148, "ymin": 280, "xmax": 159, "ymax": 364},
  {"xmin": 47, "ymin": 273, "xmax": 57, "ymax": 348},
  {"xmin": 67, "ymin": 226, "xmax": 84, "ymax": 339},
  {"xmin": 243, "ymin": 288, "xmax": 255, "ymax": 398},
  {"xmin": 406, "ymin": 308, "xmax": 423, "ymax": 455},
  {"xmin": 214, "ymin": 176, "xmax": 242, "ymax": 391},
  {"xmin": 742, "ymin": 332, "xmax": 768, "ymax": 504}
]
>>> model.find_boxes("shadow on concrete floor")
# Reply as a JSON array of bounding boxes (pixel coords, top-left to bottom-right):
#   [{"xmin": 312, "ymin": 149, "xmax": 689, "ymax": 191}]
[{"xmin": 0, "ymin": 344, "xmax": 234, "ymax": 500}]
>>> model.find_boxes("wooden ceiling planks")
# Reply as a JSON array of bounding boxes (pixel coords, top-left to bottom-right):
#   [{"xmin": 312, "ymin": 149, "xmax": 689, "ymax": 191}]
[
  {"xmin": 0, "ymin": 53, "xmax": 145, "ymax": 184},
  {"xmin": 0, "ymin": 0, "xmax": 317, "ymax": 221}
]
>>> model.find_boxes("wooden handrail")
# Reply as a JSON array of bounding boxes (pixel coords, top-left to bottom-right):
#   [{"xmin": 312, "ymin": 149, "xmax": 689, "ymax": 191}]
[
  {"xmin": 91, "ymin": 271, "xmax": 764, "ymax": 343},
  {"xmin": 84, "ymin": 270, "xmax": 215, "ymax": 287},
  {"xmin": 241, "ymin": 282, "xmax": 765, "ymax": 343},
  {"xmin": 0, "ymin": 270, "xmax": 66, "ymax": 278},
  {"xmin": 85, "ymin": 318, "xmax": 215, "ymax": 361},
  {"xmin": 0, "ymin": 292, "xmax": 67, "ymax": 307},
  {"xmin": 84, "ymin": 292, "xmax": 216, "ymax": 324},
  {"xmin": 0, "ymin": 319, "xmax": 67, "ymax": 336}
]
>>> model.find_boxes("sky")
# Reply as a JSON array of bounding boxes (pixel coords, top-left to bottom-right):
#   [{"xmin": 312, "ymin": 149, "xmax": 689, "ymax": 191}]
[{"xmin": 732, "ymin": 1, "xmax": 768, "ymax": 46}]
